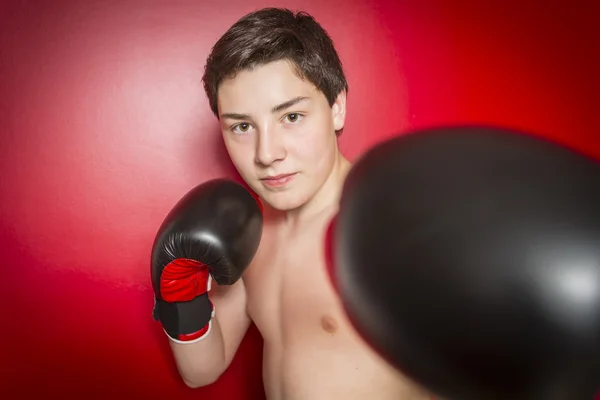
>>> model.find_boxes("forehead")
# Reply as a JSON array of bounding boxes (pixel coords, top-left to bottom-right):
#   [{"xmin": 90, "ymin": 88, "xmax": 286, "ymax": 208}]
[{"xmin": 217, "ymin": 60, "xmax": 320, "ymax": 113}]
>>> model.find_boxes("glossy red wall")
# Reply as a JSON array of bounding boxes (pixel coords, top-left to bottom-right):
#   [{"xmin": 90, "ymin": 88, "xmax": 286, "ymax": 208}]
[{"xmin": 1, "ymin": 1, "xmax": 598, "ymax": 398}]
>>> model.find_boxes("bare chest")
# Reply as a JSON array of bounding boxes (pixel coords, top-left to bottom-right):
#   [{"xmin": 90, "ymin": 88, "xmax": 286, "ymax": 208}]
[
  {"xmin": 244, "ymin": 222, "xmax": 343, "ymax": 343},
  {"xmin": 242, "ymin": 220, "xmax": 433, "ymax": 400}
]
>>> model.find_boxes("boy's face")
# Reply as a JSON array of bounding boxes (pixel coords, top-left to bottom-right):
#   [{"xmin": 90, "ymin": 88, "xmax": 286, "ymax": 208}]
[{"xmin": 217, "ymin": 60, "xmax": 346, "ymax": 211}]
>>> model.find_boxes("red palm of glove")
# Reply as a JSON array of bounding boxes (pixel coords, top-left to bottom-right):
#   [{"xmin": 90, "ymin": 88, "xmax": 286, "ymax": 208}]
[{"xmin": 160, "ymin": 259, "xmax": 211, "ymax": 303}]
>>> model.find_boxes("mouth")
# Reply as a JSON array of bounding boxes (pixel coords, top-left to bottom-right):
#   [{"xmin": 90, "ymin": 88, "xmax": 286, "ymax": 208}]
[{"xmin": 260, "ymin": 173, "xmax": 297, "ymax": 188}]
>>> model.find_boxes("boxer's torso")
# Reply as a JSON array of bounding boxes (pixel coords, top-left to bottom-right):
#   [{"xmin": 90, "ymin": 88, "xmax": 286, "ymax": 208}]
[{"xmin": 243, "ymin": 207, "xmax": 433, "ymax": 400}]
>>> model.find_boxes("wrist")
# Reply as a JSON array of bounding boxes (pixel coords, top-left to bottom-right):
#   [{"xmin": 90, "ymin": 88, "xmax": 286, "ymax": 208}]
[
  {"xmin": 166, "ymin": 317, "xmax": 214, "ymax": 344},
  {"xmin": 154, "ymin": 293, "xmax": 215, "ymax": 343}
]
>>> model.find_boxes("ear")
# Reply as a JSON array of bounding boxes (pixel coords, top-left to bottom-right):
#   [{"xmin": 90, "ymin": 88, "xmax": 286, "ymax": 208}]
[{"xmin": 331, "ymin": 90, "xmax": 347, "ymax": 132}]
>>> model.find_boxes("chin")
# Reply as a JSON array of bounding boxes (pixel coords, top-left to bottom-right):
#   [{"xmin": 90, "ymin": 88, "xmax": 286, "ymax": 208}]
[{"xmin": 258, "ymin": 190, "xmax": 308, "ymax": 211}]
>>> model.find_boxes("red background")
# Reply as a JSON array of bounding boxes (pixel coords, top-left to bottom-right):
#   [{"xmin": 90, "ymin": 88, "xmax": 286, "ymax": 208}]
[{"xmin": 1, "ymin": 0, "xmax": 599, "ymax": 398}]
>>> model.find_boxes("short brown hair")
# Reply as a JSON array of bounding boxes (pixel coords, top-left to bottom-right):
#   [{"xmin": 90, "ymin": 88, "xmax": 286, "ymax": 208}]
[{"xmin": 202, "ymin": 8, "xmax": 348, "ymax": 131}]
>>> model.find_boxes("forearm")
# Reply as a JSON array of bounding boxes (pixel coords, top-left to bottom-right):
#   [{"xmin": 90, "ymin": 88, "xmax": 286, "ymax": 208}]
[
  {"xmin": 170, "ymin": 317, "xmax": 227, "ymax": 387},
  {"xmin": 169, "ymin": 279, "xmax": 252, "ymax": 387}
]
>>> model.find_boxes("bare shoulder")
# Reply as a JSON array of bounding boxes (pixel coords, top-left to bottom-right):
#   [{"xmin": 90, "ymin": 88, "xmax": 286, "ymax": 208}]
[
  {"xmin": 241, "ymin": 217, "xmax": 282, "ymax": 334},
  {"xmin": 243, "ymin": 214, "xmax": 280, "ymax": 279}
]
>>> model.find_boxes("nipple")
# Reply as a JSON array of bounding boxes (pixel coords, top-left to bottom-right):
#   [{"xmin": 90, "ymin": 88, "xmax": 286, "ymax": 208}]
[{"xmin": 321, "ymin": 315, "xmax": 338, "ymax": 334}]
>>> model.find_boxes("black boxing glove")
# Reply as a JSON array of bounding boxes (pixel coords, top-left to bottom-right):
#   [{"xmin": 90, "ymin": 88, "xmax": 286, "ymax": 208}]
[
  {"xmin": 326, "ymin": 126, "xmax": 600, "ymax": 400},
  {"xmin": 150, "ymin": 179, "xmax": 262, "ymax": 343}
]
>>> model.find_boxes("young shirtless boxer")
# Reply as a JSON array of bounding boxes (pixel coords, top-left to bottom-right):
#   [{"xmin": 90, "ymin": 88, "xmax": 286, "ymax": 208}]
[{"xmin": 152, "ymin": 8, "xmax": 433, "ymax": 400}]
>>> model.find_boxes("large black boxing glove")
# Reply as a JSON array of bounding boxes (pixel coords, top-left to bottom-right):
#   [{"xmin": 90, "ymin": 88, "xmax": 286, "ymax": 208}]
[
  {"xmin": 151, "ymin": 179, "xmax": 262, "ymax": 343},
  {"xmin": 326, "ymin": 126, "xmax": 600, "ymax": 400}
]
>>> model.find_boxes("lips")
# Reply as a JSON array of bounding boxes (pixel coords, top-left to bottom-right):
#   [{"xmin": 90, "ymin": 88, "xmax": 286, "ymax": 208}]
[
  {"xmin": 260, "ymin": 172, "xmax": 297, "ymax": 188},
  {"xmin": 261, "ymin": 173, "xmax": 296, "ymax": 181}
]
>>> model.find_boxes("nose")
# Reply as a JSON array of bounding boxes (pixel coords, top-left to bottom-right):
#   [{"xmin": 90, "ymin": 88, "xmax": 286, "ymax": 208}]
[{"xmin": 255, "ymin": 125, "xmax": 286, "ymax": 166}]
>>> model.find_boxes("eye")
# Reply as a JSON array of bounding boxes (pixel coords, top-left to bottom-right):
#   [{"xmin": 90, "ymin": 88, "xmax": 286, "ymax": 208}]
[
  {"xmin": 232, "ymin": 122, "xmax": 254, "ymax": 134},
  {"xmin": 284, "ymin": 113, "xmax": 303, "ymax": 124}
]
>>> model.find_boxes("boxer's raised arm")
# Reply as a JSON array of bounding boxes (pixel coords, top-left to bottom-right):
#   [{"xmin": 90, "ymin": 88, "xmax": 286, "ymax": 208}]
[{"xmin": 149, "ymin": 179, "xmax": 263, "ymax": 388}]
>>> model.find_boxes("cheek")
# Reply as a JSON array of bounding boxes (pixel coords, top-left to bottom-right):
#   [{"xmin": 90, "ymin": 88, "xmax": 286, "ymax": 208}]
[
  {"xmin": 223, "ymin": 137, "xmax": 254, "ymax": 174},
  {"xmin": 290, "ymin": 120, "xmax": 336, "ymax": 165}
]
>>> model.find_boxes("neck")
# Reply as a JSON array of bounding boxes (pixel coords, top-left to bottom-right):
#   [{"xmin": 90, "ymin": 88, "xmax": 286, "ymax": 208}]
[{"xmin": 271, "ymin": 150, "xmax": 352, "ymax": 227}]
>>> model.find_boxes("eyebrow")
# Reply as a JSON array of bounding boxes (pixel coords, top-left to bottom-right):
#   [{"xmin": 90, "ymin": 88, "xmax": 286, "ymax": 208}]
[{"xmin": 220, "ymin": 96, "xmax": 310, "ymax": 120}]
